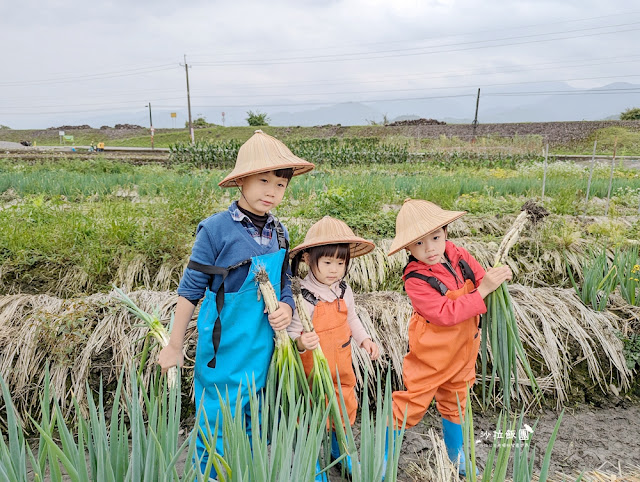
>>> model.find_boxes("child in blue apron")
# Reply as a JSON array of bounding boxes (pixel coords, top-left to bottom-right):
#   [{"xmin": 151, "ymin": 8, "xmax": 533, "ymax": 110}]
[{"xmin": 158, "ymin": 130, "xmax": 314, "ymax": 479}]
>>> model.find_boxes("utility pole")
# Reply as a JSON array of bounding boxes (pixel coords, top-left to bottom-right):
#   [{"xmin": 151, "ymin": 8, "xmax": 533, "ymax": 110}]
[
  {"xmin": 472, "ymin": 88, "xmax": 480, "ymax": 141},
  {"xmin": 181, "ymin": 54, "xmax": 195, "ymax": 144},
  {"xmin": 146, "ymin": 102, "xmax": 154, "ymax": 150}
]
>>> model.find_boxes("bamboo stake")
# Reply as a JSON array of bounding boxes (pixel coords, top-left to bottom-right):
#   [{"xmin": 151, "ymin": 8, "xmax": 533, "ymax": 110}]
[
  {"xmin": 583, "ymin": 140, "xmax": 597, "ymax": 218},
  {"xmin": 605, "ymin": 138, "xmax": 618, "ymax": 216},
  {"xmin": 541, "ymin": 143, "xmax": 549, "ymax": 202}
]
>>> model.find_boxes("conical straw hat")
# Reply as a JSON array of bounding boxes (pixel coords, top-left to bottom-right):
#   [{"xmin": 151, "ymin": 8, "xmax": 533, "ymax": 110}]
[
  {"xmin": 290, "ymin": 216, "xmax": 375, "ymax": 258},
  {"xmin": 218, "ymin": 130, "xmax": 315, "ymax": 187},
  {"xmin": 388, "ymin": 199, "xmax": 466, "ymax": 255}
]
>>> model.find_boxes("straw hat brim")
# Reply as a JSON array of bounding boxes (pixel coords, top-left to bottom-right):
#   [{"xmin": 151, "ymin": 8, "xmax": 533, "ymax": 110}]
[
  {"xmin": 218, "ymin": 163, "xmax": 314, "ymax": 188},
  {"xmin": 290, "ymin": 237, "xmax": 375, "ymax": 259},
  {"xmin": 387, "ymin": 210, "xmax": 466, "ymax": 256}
]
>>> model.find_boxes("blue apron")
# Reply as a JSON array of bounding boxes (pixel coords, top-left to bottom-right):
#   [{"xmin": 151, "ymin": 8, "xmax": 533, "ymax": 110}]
[{"xmin": 192, "ymin": 245, "xmax": 286, "ymax": 475}]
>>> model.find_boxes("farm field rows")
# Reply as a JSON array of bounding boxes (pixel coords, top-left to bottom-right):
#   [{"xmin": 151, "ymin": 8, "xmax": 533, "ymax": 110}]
[
  {"xmin": 2, "ymin": 120, "xmax": 640, "ymax": 154},
  {"xmin": 1, "ymin": 131, "xmax": 639, "ymax": 481}
]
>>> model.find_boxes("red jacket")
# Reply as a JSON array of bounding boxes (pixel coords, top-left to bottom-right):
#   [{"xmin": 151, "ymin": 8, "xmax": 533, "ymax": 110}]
[{"xmin": 403, "ymin": 241, "xmax": 487, "ymax": 327}]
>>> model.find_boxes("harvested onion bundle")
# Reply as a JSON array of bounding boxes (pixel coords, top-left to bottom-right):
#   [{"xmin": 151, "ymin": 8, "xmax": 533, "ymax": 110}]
[
  {"xmin": 256, "ymin": 268, "xmax": 309, "ymax": 417},
  {"xmin": 291, "ymin": 278, "xmax": 348, "ymax": 452},
  {"xmin": 113, "ymin": 286, "xmax": 177, "ymax": 388},
  {"xmin": 482, "ymin": 201, "xmax": 547, "ymax": 411}
]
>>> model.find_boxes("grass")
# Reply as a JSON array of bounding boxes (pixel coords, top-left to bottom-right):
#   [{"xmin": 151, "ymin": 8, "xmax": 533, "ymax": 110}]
[
  {"xmin": 1, "ymin": 158, "xmax": 639, "ymax": 296},
  {"xmin": 2, "ymin": 125, "xmax": 640, "ymax": 154},
  {"xmin": 554, "ymin": 126, "xmax": 640, "ymax": 156},
  {"xmin": 0, "ymin": 362, "xmax": 405, "ymax": 481},
  {"xmin": 0, "ymin": 126, "xmax": 417, "ymax": 148},
  {"xmin": 0, "ymin": 193, "xmax": 224, "ymax": 295}
]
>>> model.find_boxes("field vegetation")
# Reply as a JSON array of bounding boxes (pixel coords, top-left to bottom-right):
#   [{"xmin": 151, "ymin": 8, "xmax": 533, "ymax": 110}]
[
  {"xmin": 1, "ymin": 154, "xmax": 639, "ymax": 296},
  {"xmin": 1, "ymin": 129, "xmax": 639, "ymax": 480},
  {"xmin": 1, "ymin": 121, "xmax": 639, "ymax": 152}
]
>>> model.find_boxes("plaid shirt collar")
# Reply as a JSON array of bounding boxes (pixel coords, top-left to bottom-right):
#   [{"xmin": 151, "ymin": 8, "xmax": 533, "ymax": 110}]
[
  {"xmin": 228, "ymin": 201, "xmax": 277, "ymax": 245},
  {"xmin": 228, "ymin": 201, "xmax": 276, "ymax": 224}
]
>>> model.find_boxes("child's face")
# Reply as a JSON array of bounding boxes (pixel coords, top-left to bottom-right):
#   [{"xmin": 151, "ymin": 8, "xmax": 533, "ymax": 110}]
[
  {"xmin": 305, "ymin": 254, "xmax": 346, "ymax": 286},
  {"xmin": 407, "ymin": 227, "xmax": 447, "ymax": 265},
  {"xmin": 236, "ymin": 171, "xmax": 288, "ymax": 216}
]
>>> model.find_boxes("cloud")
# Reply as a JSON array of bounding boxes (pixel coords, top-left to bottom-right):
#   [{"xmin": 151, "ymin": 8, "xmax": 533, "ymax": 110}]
[{"xmin": 1, "ymin": 0, "xmax": 638, "ymax": 127}]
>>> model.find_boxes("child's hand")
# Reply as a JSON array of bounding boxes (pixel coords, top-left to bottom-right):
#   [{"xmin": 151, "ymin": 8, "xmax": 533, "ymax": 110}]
[
  {"xmin": 157, "ymin": 345, "xmax": 184, "ymax": 374},
  {"xmin": 268, "ymin": 302, "xmax": 293, "ymax": 331},
  {"xmin": 298, "ymin": 331, "xmax": 320, "ymax": 351},
  {"xmin": 360, "ymin": 339, "xmax": 380, "ymax": 361},
  {"xmin": 478, "ymin": 266, "xmax": 513, "ymax": 298}
]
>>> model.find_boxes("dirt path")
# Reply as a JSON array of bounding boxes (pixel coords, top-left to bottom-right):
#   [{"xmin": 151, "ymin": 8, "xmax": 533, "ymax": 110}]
[{"xmin": 396, "ymin": 401, "xmax": 640, "ymax": 481}]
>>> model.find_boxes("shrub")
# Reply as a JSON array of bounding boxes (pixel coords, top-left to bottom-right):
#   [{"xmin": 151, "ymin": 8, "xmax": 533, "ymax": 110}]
[
  {"xmin": 620, "ymin": 107, "xmax": 640, "ymax": 120},
  {"xmin": 246, "ymin": 110, "xmax": 270, "ymax": 126}
]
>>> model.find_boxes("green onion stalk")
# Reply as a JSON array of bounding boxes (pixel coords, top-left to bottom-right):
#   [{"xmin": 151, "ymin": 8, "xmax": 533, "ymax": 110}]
[
  {"xmin": 482, "ymin": 202, "xmax": 547, "ymax": 412},
  {"xmin": 113, "ymin": 286, "xmax": 177, "ymax": 388},
  {"xmin": 459, "ymin": 383, "xmax": 565, "ymax": 482},
  {"xmin": 291, "ymin": 277, "xmax": 348, "ymax": 461},
  {"xmin": 256, "ymin": 269, "xmax": 310, "ymax": 423},
  {"xmin": 568, "ymin": 247, "xmax": 618, "ymax": 311}
]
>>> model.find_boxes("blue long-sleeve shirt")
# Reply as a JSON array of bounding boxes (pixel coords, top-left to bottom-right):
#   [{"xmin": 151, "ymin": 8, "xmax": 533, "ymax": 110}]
[{"xmin": 177, "ymin": 202, "xmax": 295, "ymax": 311}]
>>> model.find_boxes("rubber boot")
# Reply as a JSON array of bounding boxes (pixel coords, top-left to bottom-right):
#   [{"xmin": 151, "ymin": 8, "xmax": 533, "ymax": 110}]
[
  {"xmin": 331, "ymin": 431, "xmax": 353, "ymax": 475},
  {"xmin": 314, "ymin": 460, "xmax": 328, "ymax": 482},
  {"xmin": 381, "ymin": 429, "xmax": 401, "ymax": 481},
  {"xmin": 442, "ymin": 418, "xmax": 468, "ymax": 476}
]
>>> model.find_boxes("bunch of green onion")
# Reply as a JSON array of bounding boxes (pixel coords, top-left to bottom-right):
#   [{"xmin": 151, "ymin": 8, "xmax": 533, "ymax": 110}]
[
  {"xmin": 482, "ymin": 202, "xmax": 546, "ymax": 411},
  {"xmin": 113, "ymin": 286, "xmax": 177, "ymax": 388},
  {"xmin": 255, "ymin": 269, "xmax": 309, "ymax": 420},
  {"xmin": 291, "ymin": 277, "xmax": 348, "ymax": 458}
]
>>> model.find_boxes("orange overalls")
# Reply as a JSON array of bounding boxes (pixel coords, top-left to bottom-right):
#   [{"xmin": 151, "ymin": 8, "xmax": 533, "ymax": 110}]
[
  {"xmin": 300, "ymin": 285, "xmax": 358, "ymax": 426},
  {"xmin": 393, "ymin": 267, "xmax": 481, "ymax": 428}
]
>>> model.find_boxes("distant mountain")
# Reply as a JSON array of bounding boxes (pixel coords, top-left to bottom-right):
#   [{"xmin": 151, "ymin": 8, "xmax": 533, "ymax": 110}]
[
  {"xmin": 269, "ymin": 102, "xmax": 383, "ymax": 126},
  {"xmin": 9, "ymin": 81, "xmax": 638, "ymax": 129},
  {"xmin": 263, "ymin": 82, "xmax": 640, "ymax": 126},
  {"xmin": 442, "ymin": 117, "xmax": 474, "ymax": 124},
  {"xmin": 474, "ymin": 82, "xmax": 639, "ymax": 123},
  {"xmin": 391, "ymin": 115, "xmax": 421, "ymax": 122}
]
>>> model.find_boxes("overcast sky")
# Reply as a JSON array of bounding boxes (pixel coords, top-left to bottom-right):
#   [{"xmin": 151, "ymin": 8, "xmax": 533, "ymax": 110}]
[{"xmin": 1, "ymin": 0, "xmax": 639, "ymax": 128}]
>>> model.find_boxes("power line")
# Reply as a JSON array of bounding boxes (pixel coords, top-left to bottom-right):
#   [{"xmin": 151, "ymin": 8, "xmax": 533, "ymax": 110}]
[
  {"xmin": 191, "ymin": 22, "xmax": 640, "ymax": 67},
  {"xmin": 4, "ymin": 72, "xmax": 638, "ymax": 111},
  {"xmin": 180, "ymin": 88, "xmax": 640, "ymax": 108},
  {"xmin": 5, "ymin": 53, "xmax": 637, "ymax": 105},
  {"xmin": 190, "ymin": 55, "xmax": 640, "ymax": 92},
  {"xmin": 4, "ymin": 87, "xmax": 638, "ymax": 115},
  {"xmin": 0, "ymin": 64, "xmax": 178, "ymax": 87},
  {"xmin": 488, "ymin": 88, "xmax": 640, "ymax": 96},
  {"xmin": 188, "ymin": 10, "xmax": 640, "ymax": 59},
  {"xmin": 4, "ymin": 57, "xmax": 637, "ymax": 111},
  {"xmin": 178, "ymin": 74, "xmax": 640, "ymax": 100},
  {"xmin": 1, "ymin": 105, "xmax": 152, "ymax": 115},
  {"xmin": 2, "ymin": 87, "xmax": 186, "ymax": 104},
  {"xmin": 1, "ymin": 21, "xmax": 636, "ymax": 89},
  {"xmin": 0, "ymin": 96, "xmax": 186, "ymax": 110}
]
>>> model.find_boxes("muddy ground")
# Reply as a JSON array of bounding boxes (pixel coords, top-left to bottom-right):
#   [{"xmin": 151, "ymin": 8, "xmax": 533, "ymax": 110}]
[{"xmin": 395, "ymin": 401, "xmax": 640, "ymax": 481}]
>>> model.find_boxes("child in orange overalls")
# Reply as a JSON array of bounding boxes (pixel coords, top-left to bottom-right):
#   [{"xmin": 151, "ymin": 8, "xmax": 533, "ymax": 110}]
[
  {"xmin": 388, "ymin": 199, "xmax": 512, "ymax": 476},
  {"xmin": 288, "ymin": 216, "xmax": 381, "ymax": 481}
]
